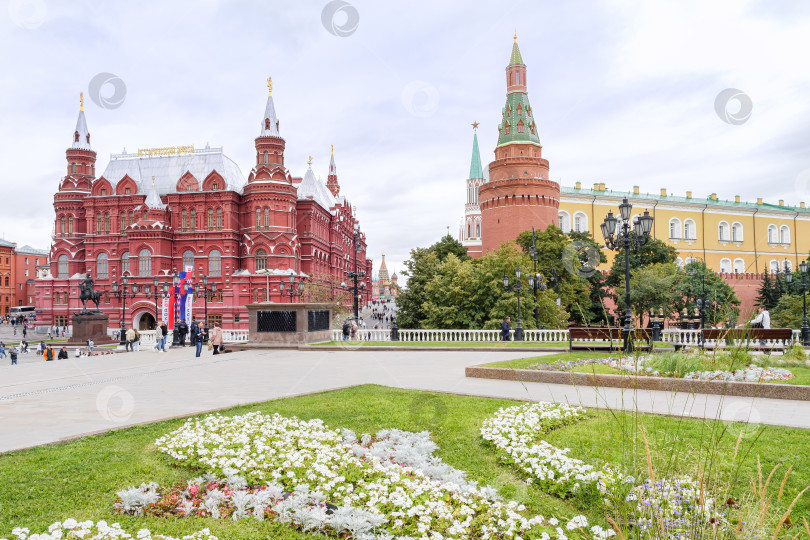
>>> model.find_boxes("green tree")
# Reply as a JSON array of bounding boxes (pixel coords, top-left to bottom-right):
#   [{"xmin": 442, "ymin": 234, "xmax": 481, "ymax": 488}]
[
  {"xmin": 771, "ymin": 293, "xmax": 805, "ymax": 328},
  {"xmin": 515, "ymin": 226, "xmax": 599, "ymax": 325},
  {"xmin": 614, "ymin": 263, "xmax": 682, "ymax": 324},
  {"xmin": 675, "ymin": 260, "xmax": 741, "ymax": 326},
  {"xmin": 756, "ymin": 269, "xmax": 790, "ymax": 310},
  {"xmin": 397, "ymin": 234, "xmax": 473, "ymax": 328},
  {"xmin": 605, "ymin": 236, "xmax": 678, "ymax": 288}
]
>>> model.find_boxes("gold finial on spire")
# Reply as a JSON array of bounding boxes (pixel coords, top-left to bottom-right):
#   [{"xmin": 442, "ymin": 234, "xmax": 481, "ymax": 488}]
[
  {"xmin": 307, "ymin": 156, "xmax": 312, "ymax": 166},
  {"xmin": 152, "ymin": 175, "xmax": 156, "ymax": 187},
  {"xmin": 267, "ymin": 77, "xmax": 272, "ymax": 97},
  {"xmin": 331, "ymin": 144, "xmax": 334, "ymax": 155},
  {"xmin": 514, "ymin": 31, "xmax": 517, "ymax": 42},
  {"xmin": 472, "ymin": 121, "xmax": 479, "ymax": 133},
  {"xmin": 352, "ymin": 205, "xmax": 357, "ymax": 215},
  {"xmin": 80, "ymin": 92, "xmax": 84, "ymax": 111}
]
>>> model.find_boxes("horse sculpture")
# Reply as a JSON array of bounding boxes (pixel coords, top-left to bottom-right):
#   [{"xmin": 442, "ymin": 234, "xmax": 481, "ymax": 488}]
[{"xmin": 80, "ymin": 273, "xmax": 101, "ymax": 312}]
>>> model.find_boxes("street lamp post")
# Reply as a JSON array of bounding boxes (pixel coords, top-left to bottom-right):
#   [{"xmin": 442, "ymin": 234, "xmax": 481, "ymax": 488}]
[
  {"xmin": 690, "ymin": 261, "xmax": 707, "ymax": 348},
  {"xmin": 341, "ymin": 227, "xmax": 367, "ymax": 322},
  {"xmin": 530, "ymin": 227, "xmax": 540, "ymax": 328},
  {"xmin": 600, "ymin": 198, "xmax": 654, "ymax": 352},
  {"xmin": 147, "ymin": 276, "xmax": 161, "ymax": 328},
  {"xmin": 195, "ymin": 275, "xmax": 218, "ymax": 334},
  {"xmin": 111, "ymin": 275, "xmax": 135, "ymax": 347},
  {"xmin": 279, "ymin": 273, "xmax": 305, "ymax": 303},
  {"xmin": 503, "ymin": 267, "xmax": 525, "ymax": 341}
]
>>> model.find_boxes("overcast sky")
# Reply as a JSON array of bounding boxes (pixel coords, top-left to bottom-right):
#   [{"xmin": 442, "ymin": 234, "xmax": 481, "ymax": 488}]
[{"xmin": 2, "ymin": 0, "xmax": 810, "ymax": 279}]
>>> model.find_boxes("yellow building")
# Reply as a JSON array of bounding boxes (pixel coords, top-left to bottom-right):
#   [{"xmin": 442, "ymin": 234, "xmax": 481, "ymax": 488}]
[{"xmin": 559, "ymin": 183, "xmax": 810, "ymax": 275}]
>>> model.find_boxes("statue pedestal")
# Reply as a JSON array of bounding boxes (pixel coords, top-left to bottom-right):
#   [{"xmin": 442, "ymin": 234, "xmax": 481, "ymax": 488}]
[
  {"xmin": 246, "ymin": 303, "xmax": 333, "ymax": 345},
  {"xmin": 68, "ymin": 312, "xmax": 111, "ymax": 345}
]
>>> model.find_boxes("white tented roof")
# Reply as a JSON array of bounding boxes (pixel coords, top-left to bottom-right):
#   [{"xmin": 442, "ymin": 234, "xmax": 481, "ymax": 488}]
[
  {"xmin": 297, "ymin": 165, "xmax": 336, "ymax": 211},
  {"xmin": 100, "ymin": 146, "xmax": 247, "ymax": 195}
]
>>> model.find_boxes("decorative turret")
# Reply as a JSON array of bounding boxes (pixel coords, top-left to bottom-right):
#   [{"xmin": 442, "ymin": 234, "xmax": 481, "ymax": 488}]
[
  {"xmin": 378, "ymin": 252, "xmax": 390, "ymax": 283},
  {"xmin": 497, "ymin": 34, "xmax": 540, "ymax": 148},
  {"xmin": 326, "ymin": 144, "xmax": 340, "ymax": 197},
  {"xmin": 252, "ymin": 76, "xmax": 287, "ymax": 176},
  {"xmin": 64, "ymin": 92, "xmax": 97, "ymax": 183}
]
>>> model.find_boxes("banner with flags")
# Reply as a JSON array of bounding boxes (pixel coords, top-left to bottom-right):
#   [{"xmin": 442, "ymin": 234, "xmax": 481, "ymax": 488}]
[{"xmin": 165, "ymin": 266, "xmax": 194, "ymax": 330}]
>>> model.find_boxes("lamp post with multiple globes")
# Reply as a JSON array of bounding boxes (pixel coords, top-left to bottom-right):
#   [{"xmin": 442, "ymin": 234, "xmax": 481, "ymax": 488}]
[{"xmin": 600, "ymin": 198, "xmax": 654, "ymax": 352}]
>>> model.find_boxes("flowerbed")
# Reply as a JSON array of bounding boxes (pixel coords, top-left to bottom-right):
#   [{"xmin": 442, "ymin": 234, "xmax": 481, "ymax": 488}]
[
  {"xmin": 2, "ymin": 519, "xmax": 217, "ymax": 540},
  {"xmin": 481, "ymin": 403, "xmax": 731, "ymax": 538},
  {"xmin": 111, "ymin": 412, "xmax": 612, "ymax": 539},
  {"xmin": 529, "ymin": 356, "xmax": 795, "ymax": 382}
]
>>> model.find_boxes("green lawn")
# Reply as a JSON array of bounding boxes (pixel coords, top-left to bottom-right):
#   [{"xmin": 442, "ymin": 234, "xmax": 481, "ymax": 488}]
[
  {"xmin": 314, "ymin": 340, "xmax": 569, "ymax": 348},
  {"xmin": 2, "ymin": 385, "xmax": 809, "ymax": 538}
]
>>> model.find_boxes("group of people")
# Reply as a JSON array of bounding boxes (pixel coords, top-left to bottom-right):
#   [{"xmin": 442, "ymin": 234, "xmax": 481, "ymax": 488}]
[
  {"xmin": 341, "ymin": 318, "xmax": 359, "ymax": 340},
  {"xmin": 2, "ymin": 340, "xmax": 70, "ymax": 365}
]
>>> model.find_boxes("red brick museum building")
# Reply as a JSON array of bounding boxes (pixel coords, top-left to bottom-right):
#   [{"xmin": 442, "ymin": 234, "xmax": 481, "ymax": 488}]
[{"xmin": 36, "ymin": 81, "xmax": 372, "ymax": 330}]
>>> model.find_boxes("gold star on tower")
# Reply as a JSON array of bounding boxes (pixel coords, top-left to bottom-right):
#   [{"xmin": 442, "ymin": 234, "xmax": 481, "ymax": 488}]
[
  {"xmin": 307, "ymin": 156, "xmax": 313, "ymax": 165},
  {"xmin": 80, "ymin": 92, "xmax": 84, "ymax": 111},
  {"xmin": 472, "ymin": 121, "xmax": 479, "ymax": 133}
]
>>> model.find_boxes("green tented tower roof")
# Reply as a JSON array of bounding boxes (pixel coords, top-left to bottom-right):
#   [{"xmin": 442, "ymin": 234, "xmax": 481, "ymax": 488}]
[
  {"xmin": 469, "ymin": 131, "xmax": 484, "ymax": 179},
  {"xmin": 509, "ymin": 34, "xmax": 524, "ymax": 65}
]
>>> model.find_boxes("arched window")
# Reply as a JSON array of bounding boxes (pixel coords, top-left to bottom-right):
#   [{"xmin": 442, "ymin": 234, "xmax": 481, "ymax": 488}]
[
  {"xmin": 732, "ymin": 222, "xmax": 743, "ymax": 242},
  {"xmin": 558, "ymin": 211, "xmax": 571, "ymax": 233},
  {"xmin": 216, "ymin": 208, "xmax": 222, "ymax": 231},
  {"xmin": 121, "ymin": 252, "xmax": 129, "ymax": 275},
  {"xmin": 476, "ymin": 222, "xmax": 480, "ymax": 237},
  {"xmin": 718, "ymin": 221, "xmax": 729, "ymax": 241},
  {"xmin": 768, "ymin": 225, "xmax": 778, "ymax": 244},
  {"xmin": 255, "ymin": 249, "xmax": 267, "ymax": 271},
  {"xmin": 573, "ymin": 212, "xmax": 588, "ymax": 233},
  {"xmin": 684, "ymin": 219, "xmax": 696, "ymax": 240},
  {"xmin": 209, "ymin": 249, "xmax": 221, "ymax": 277},
  {"xmin": 97, "ymin": 253, "xmax": 109, "ymax": 279},
  {"xmin": 60, "ymin": 216, "xmax": 66, "ymax": 237},
  {"xmin": 96, "ymin": 213, "xmax": 102, "ymax": 235},
  {"xmin": 129, "ymin": 211, "xmax": 135, "ymax": 227},
  {"xmin": 784, "ymin": 259, "xmax": 793, "ymax": 272},
  {"xmin": 780, "ymin": 225, "xmax": 790, "ymax": 244},
  {"xmin": 138, "ymin": 248, "xmax": 151, "ymax": 276},
  {"xmin": 212, "ymin": 182, "xmax": 219, "ymax": 190},
  {"xmin": 264, "ymin": 208, "xmax": 270, "ymax": 230},
  {"xmin": 669, "ymin": 218, "xmax": 682, "ymax": 239},
  {"xmin": 733, "ymin": 258, "xmax": 745, "ymax": 274},
  {"xmin": 720, "ymin": 258, "xmax": 732, "ymax": 273},
  {"xmin": 104, "ymin": 213, "xmax": 110, "ymax": 234},
  {"xmin": 58, "ymin": 255, "xmax": 69, "ymax": 278},
  {"xmin": 190, "ymin": 209, "xmax": 196, "ymax": 231},
  {"xmin": 207, "ymin": 208, "xmax": 214, "ymax": 231},
  {"xmin": 467, "ymin": 223, "xmax": 471, "ymax": 238},
  {"xmin": 255, "ymin": 208, "xmax": 261, "ymax": 230},
  {"xmin": 68, "ymin": 216, "xmax": 73, "ymax": 235},
  {"xmin": 685, "ymin": 257, "xmax": 697, "ymax": 265},
  {"xmin": 676, "ymin": 257, "xmax": 684, "ymax": 268},
  {"xmin": 770, "ymin": 260, "xmax": 779, "ymax": 274},
  {"xmin": 120, "ymin": 212, "xmax": 126, "ymax": 231},
  {"xmin": 182, "ymin": 250, "xmax": 195, "ymax": 272},
  {"xmin": 181, "ymin": 209, "xmax": 187, "ymax": 232}
]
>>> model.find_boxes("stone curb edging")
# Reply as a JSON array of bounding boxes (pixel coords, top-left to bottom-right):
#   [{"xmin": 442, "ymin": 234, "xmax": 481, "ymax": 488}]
[{"xmin": 465, "ymin": 366, "xmax": 810, "ymax": 401}]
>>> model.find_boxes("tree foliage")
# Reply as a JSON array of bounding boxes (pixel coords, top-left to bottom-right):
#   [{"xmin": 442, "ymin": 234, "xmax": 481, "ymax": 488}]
[
  {"xmin": 605, "ymin": 236, "xmax": 678, "ymax": 288},
  {"xmin": 674, "ymin": 260, "xmax": 740, "ymax": 326}
]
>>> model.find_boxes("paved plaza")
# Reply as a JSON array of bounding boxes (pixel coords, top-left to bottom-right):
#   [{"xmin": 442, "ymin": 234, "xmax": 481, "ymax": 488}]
[{"xmin": 2, "ymin": 339, "xmax": 810, "ymax": 454}]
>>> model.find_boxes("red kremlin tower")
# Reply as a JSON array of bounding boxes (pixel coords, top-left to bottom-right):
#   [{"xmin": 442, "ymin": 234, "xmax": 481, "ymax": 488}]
[{"xmin": 476, "ymin": 34, "xmax": 560, "ymax": 255}]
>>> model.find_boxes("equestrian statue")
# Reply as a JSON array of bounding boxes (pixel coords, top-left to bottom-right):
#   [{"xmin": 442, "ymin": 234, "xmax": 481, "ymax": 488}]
[{"xmin": 79, "ymin": 272, "xmax": 102, "ymax": 313}]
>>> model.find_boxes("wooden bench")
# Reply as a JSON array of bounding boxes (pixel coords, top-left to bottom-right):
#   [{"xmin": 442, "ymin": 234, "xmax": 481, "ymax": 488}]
[
  {"xmin": 569, "ymin": 327, "xmax": 653, "ymax": 352},
  {"xmin": 700, "ymin": 328, "xmax": 794, "ymax": 350}
]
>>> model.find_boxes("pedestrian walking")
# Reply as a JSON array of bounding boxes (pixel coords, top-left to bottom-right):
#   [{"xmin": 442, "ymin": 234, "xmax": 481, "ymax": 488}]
[
  {"xmin": 210, "ymin": 322, "xmax": 223, "ymax": 354},
  {"xmin": 125, "ymin": 327, "xmax": 136, "ymax": 351},
  {"xmin": 191, "ymin": 319, "xmax": 204, "ymax": 357},
  {"xmin": 160, "ymin": 321, "xmax": 168, "ymax": 351},
  {"xmin": 132, "ymin": 328, "xmax": 140, "ymax": 351},
  {"xmin": 350, "ymin": 320, "xmax": 358, "ymax": 340},
  {"xmin": 0, "ymin": 341, "xmax": 5, "ymax": 360},
  {"xmin": 10, "ymin": 348, "xmax": 17, "ymax": 365},
  {"xmin": 88, "ymin": 339, "xmax": 94, "ymax": 353},
  {"xmin": 342, "ymin": 319, "xmax": 351, "ymax": 341},
  {"xmin": 501, "ymin": 317, "xmax": 511, "ymax": 341},
  {"xmin": 22, "ymin": 326, "xmax": 26, "ymax": 338},
  {"xmin": 37, "ymin": 341, "xmax": 44, "ymax": 355}
]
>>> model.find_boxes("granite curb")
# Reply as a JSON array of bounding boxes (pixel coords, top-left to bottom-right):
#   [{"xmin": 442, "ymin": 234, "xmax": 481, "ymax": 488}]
[{"xmin": 465, "ymin": 366, "xmax": 810, "ymax": 401}]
